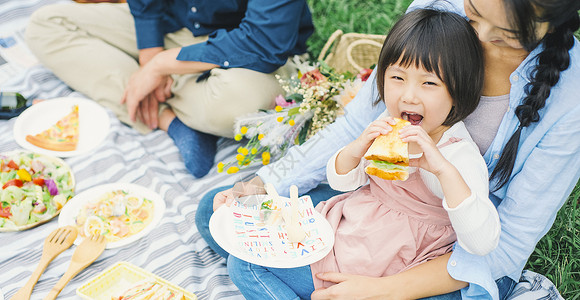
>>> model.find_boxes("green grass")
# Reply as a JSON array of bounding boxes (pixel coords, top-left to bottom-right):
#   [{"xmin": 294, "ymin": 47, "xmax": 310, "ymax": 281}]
[
  {"xmin": 306, "ymin": 0, "xmax": 413, "ymax": 59},
  {"xmin": 306, "ymin": 1, "xmax": 580, "ymax": 298},
  {"xmin": 526, "ymin": 182, "xmax": 580, "ymax": 299}
]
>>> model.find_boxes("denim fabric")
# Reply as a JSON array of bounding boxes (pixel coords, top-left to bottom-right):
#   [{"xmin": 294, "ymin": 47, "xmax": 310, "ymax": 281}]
[
  {"xmin": 167, "ymin": 117, "xmax": 218, "ymax": 178},
  {"xmin": 227, "ymin": 257, "xmax": 515, "ymax": 299},
  {"xmin": 196, "ymin": 185, "xmax": 232, "ymax": 258},
  {"xmin": 419, "ymin": 276, "xmax": 515, "ymax": 300},
  {"xmin": 227, "ymin": 255, "xmax": 314, "ymax": 300},
  {"xmin": 195, "ymin": 183, "xmax": 343, "ymax": 258}
]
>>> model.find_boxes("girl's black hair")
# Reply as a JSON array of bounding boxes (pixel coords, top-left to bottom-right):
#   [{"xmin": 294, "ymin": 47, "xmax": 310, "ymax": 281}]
[
  {"xmin": 375, "ymin": 8, "xmax": 484, "ymax": 126},
  {"xmin": 490, "ymin": 0, "xmax": 580, "ymax": 191}
]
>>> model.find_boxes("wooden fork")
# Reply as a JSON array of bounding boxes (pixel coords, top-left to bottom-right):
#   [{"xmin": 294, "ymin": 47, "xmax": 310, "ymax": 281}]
[
  {"xmin": 10, "ymin": 226, "xmax": 78, "ymax": 300},
  {"xmin": 43, "ymin": 234, "xmax": 106, "ymax": 300}
]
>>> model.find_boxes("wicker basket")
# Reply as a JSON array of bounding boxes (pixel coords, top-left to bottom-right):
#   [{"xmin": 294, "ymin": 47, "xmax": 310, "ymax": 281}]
[{"xmin": 318, "ymin": 29, "xmax": 386, "ymax": 74}]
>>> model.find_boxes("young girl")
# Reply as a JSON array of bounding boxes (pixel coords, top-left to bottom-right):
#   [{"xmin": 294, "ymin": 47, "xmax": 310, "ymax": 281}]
[{"xmin": 227, "ymin": 8, "xmax": 500, "ymax": 299}]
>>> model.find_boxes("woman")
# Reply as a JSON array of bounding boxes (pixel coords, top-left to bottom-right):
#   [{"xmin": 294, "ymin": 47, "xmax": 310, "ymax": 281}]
[{"xmin": 199, "ymin": 0, "xmax": 580, "ymax": 298}]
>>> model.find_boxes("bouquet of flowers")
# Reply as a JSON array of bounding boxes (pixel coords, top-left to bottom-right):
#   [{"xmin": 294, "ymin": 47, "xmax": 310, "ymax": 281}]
[{"xmin": 217, "ymin": 60, "xmax": 373, "ymax": 174}]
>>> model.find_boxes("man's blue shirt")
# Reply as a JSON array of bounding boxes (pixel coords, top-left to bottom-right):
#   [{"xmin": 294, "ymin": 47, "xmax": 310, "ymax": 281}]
[{"xmin": 127, "ymin": 0, "xmax": 314, "ymax": 73}]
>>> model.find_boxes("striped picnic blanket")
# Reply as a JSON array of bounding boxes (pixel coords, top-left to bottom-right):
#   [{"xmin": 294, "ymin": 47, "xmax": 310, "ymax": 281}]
[
  {"xmin": 0, "ymin": 1, "xmax": 249, "ymax": 298},
  {"xmin": 0, "ymin": 1, "xmax": 564, "ymax": 299}
]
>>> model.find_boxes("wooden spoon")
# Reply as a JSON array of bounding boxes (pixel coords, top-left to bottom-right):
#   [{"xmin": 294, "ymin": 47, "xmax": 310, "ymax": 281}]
[
  {"xmin": 287, "ymin": 185, "xmax": 306, "ymax": 243},
  {"xmin": 10, "ymin": 226, "xmax": 78, "ymax": 300},
  {"xmin": 43, "ymin": 234, "xmax": 106, "ymax": 300}
]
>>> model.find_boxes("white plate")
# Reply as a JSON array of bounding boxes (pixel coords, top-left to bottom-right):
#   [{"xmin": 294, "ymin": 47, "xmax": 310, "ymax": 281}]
[
  {"xmin": 0, "ymin": 150, "xmax": 75, "ymax": 232},
  {"xmin": 210, "ymin": 196, "xmax": 334, "ymax": 268},
  {"xmin": 13, "ymin": 97, "xmax": 110, "ymax": 157},
  {"xmin": 58, "ymin": 183, "xmax": 165, "ymax": 249}
]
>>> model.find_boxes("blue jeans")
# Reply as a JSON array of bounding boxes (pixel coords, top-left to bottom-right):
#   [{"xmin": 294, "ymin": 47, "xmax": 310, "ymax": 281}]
[
  {"xmin": 195, "ymin": 184, "xmax": 517, "ymax": 299},
  {"xmin": 195, "ymin": 183, "xmax": 343, "ymax": 259},
  {"xmin": 227, "ymin": 256, "xmax": 516, "ymax": 300},
  {"xmin": 227, "ymin": 255, "xmax": 315, "ymax": 300}
]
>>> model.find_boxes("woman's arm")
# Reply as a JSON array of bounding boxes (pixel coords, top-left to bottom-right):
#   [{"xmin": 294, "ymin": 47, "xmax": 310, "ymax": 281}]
[{"xmin": 311, "ymin": 253, "xmax": 466, "ymax": 300}]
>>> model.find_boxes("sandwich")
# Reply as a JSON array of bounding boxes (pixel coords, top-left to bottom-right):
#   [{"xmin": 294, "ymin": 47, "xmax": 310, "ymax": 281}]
[{"xmin": 364, "ymin": 118, "xmax": 410, "ymax": 181}]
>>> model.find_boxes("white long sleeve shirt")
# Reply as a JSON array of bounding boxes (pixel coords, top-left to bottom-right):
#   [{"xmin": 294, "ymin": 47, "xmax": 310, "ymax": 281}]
[{"xmin": 326, "ymin": 121, "xmax": 500, "ymax": 256}]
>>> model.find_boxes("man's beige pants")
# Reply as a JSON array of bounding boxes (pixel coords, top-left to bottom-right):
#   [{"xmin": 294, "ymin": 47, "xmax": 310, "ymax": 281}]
[{"xmin": 25, "ymin": 2, "xmax": 293, "ymax": 137}]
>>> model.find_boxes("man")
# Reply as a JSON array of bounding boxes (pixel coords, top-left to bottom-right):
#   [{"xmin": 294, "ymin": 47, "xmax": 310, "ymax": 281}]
[{"xmin": 25, "ymin": 0, "xmax": 314, "ymax": 177}]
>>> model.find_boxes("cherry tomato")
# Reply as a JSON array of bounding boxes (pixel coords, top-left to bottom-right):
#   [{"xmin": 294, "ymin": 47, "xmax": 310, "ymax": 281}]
[
  {"xmin": 2, "ymin": 179, "xmax": 23, "ymax": 189},
  {"xmin": 33, "ymin": 178, "xmax": 45, "ymax": 186},
  {"xmin": 0, "ymin": 204, "xmax": 10, "ymax": 218},
  {"xmin": 6, "ymin": 160, "xmax": 19, "ymax": 170}
]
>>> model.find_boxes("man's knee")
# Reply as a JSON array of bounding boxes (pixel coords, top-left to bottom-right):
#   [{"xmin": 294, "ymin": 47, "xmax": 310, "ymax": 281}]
[{"xmin": 202, "ymin": 68, "xmax": 282, "ymax": 134}]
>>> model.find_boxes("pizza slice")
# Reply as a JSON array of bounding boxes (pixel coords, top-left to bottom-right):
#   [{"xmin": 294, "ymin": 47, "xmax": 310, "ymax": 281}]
[{"xmin": 26, "ymin": 105, "xmax": 79, "ymax": 151}]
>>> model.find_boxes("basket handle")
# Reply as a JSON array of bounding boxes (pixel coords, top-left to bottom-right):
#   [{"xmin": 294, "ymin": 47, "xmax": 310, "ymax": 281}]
[
  {"xmin": 317, "ymin": 29, "xmax": 344, "ymax": 62},
  {"xmin": 346, "ymin": 39, "xmax": 383, "ymax": 71}
]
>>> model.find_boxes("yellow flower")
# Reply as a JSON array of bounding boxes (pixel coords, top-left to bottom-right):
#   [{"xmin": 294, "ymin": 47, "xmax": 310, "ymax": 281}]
[
  {"xmin": 234, "ymin": 134, "xmax": 243, "ymax": 141},
  {"xmin": 258, "ymin": 134, "xmax": 265, "ymax": 140},
  {"xmin": 288, "ymin": 119, "xmax": 295, "ymax": 126},
  {"xmin": 251, "ymin": 148, "xmax": 258, "ymax": 155},
  {"xmin": 262, "ymin": 151, "xmax": 271, "ymax": 161},
  {"xmin": 240, "ymin": 148, "xmax": 249, "ymax": 155},
  {"xmin": 262, "ymin": 159, "xmax": 270, "ymax": 166},
  {"xmin": 217, "ymin": 162, "xmax": 225, "ymax": 173},
  {"xmin": 227, "ymin": 166, "xmax": 240, "ymax": 174},
  {"xmin": 240, "ymin": 126, "xmax": 248, "ymax": 134},
  {"xmin": 236, "ymin": 154, "xmax": 245, "ymax": 161},
  {"xmin": 277, "ymin": 116, "xmax": 284, "ymax": 122},
  {"xmin": 275, "ymin": 106, "xmax": 283, "ymax": 112}
]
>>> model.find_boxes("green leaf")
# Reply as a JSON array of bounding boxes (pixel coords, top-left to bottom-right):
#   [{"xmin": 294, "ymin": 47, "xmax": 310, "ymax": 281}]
[
  {"xmin": 288, "ymin": 107, "xmax": 301, "ymax": 116},
  {"xmin": 297, "ymin": 120, "xmax": 311, "ymax": 145}
]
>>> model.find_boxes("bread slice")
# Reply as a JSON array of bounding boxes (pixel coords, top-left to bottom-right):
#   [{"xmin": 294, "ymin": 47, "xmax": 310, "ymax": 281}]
[
  {"xmin": 365, "ymin": 163, "xmax": 409, "ymax": 181},
  {"xmin": 364, "ymin": 118, "xmax": 410, "ymax": 164},
  {"xmin": 364, "ymin": 118, "xmax": 410, "ymax": 181}
]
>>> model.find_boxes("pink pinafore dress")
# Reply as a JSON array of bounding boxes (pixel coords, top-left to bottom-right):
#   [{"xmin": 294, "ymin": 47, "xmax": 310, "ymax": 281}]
[{"xmin": 310, "ymin": 157, "xmax": 457, "ymax": 288}]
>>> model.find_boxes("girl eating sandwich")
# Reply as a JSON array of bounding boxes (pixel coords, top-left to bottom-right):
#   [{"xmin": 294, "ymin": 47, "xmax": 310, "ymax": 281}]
[{"xmin": 227, "ymin": 8, "xmax": 500, "ymax": 299}]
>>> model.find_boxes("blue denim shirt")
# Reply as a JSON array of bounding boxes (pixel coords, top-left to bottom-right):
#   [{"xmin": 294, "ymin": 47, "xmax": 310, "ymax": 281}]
[
  {"xmin": 257, "ymin": 1, "xmax": 580, "ymax": 298},
  {"xmin": 126, "ymin": 0, "xmax": 314, "ymax": 73}
]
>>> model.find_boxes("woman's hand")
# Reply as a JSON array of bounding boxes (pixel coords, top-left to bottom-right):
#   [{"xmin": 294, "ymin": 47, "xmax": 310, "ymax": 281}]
[
  {"xmin": 399, "ymin": 125, "xmax": 451, "ymax": 176},
  {"xmin": 311, "ymin": 272, "xmax": 399, "ymax": 300},
  {"xmin": 213, "ymin": 188, "xmax": 235, "ymax": 212},
  {"xmin": 213, "ymin": 176, "xmax": 266, "ymax": 211}
]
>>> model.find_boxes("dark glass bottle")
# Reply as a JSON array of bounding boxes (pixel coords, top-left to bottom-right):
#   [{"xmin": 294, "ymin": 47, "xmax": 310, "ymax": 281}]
[{"xmin": 0, "ymin": 92, "xmax": 28, "ymax": 119}]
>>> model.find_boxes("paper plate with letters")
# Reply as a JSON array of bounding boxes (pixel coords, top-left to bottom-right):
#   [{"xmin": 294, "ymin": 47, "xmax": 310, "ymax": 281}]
[{"xmin": 210, "ymin": 194, "xmax": 334, "ymax": 268}]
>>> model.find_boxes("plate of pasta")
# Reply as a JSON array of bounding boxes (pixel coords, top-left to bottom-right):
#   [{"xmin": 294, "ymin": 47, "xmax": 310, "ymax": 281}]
[{"xmin": 58, "ymin": 183, "xmax": 165, "ymax": 249}]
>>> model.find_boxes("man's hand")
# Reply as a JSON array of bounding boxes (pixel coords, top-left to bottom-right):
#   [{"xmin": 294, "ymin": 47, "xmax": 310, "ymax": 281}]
[{"xmin": 121, "ymin": 62, "xmax": 171, "ymax": 125}]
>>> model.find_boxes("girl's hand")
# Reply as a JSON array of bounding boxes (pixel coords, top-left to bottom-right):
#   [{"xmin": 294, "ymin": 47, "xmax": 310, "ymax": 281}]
[
  {"xmin": 398, "ymin": 125, "xmax": 451, "ymax": 176},
  {"xmin": 335, "ymin": 117, "xmax": 396, "ymax": 174},
  {"xmin": 350, "ymin": 117, "xmax": 397, "ymax": 159}
]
